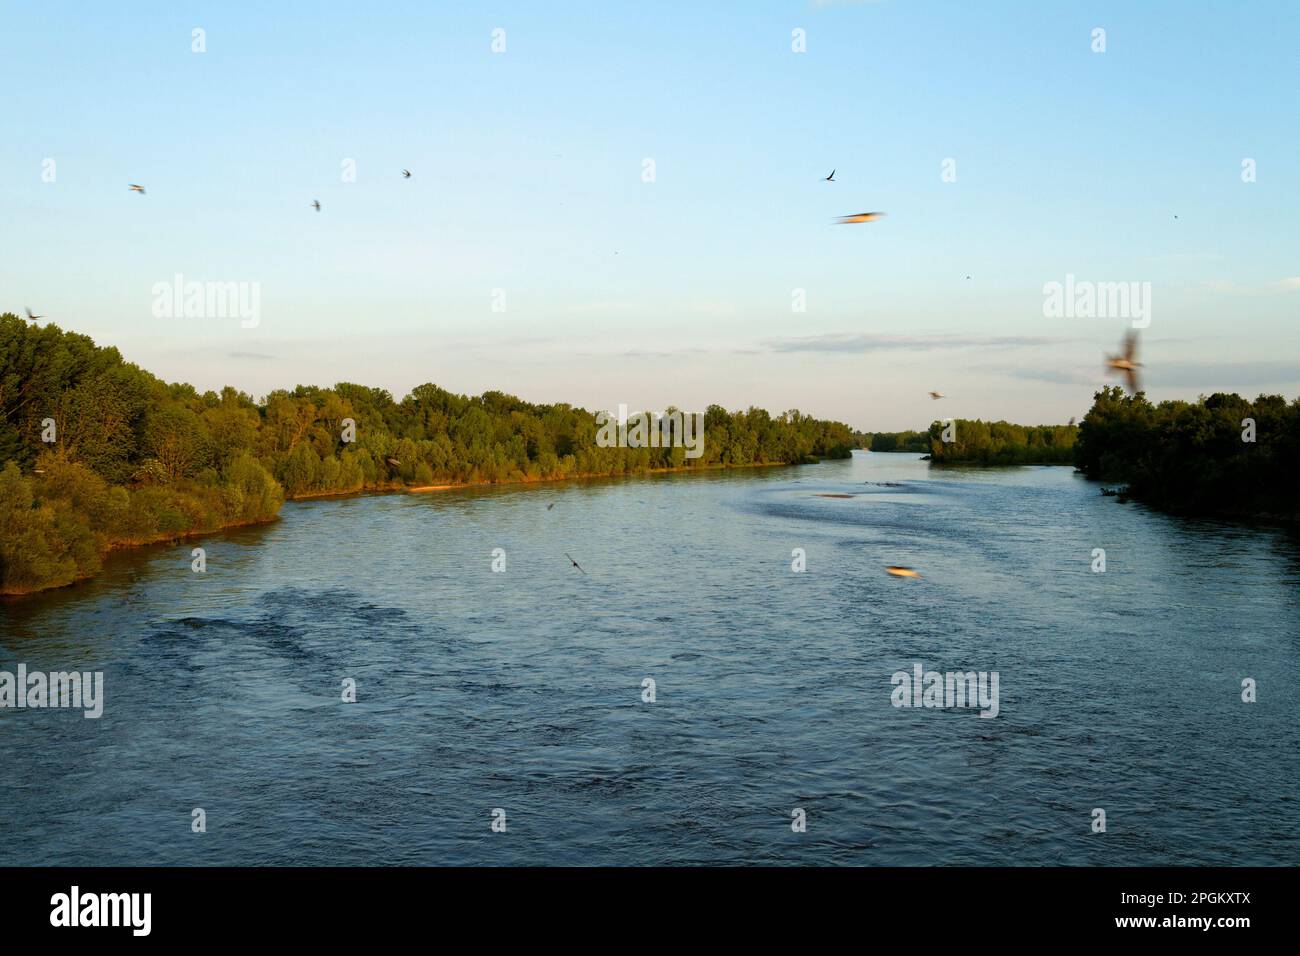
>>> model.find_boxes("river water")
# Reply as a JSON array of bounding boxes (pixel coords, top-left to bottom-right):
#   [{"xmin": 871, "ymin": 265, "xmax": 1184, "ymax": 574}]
[{"xmin": 1, "ymin": 452, "xmax": 1296, "ymax": 865}]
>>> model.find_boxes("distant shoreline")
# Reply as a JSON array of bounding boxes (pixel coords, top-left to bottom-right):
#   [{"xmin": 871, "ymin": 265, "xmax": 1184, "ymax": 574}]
[
  {"xmin": 864, "ymin": 456, "xmax": 1078, "ymax": 468},
  {"xmin": 287, "ymin": 458, "xmax": 797, "ymax": 501},
  {"xmin": 926, "ymin": 458, "xmax": 1075, "ymax": 467}
]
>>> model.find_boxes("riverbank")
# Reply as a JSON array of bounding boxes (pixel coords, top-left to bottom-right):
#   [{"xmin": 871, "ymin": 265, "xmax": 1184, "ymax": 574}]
[
  {"xmin": 927, "ymin": 458, "xmax": 1075, "ymax": 467},
  {"xmin": 286, "ymin": 459, "xmax": 798, "ymax": 501},
  {"xmin": 0, "ymin": 514, "xmax": 285, "ymax": 598},
  {"xmin": 2, "ymin": 316, "xmax": 861, "ymax": 599},
  {"xmin": 402, "ymin": 459, "xmax": 793, "ymax": 494},
  {"xmin": 1, "ymin": 459, "xmax": 804, "ymax": 597}
]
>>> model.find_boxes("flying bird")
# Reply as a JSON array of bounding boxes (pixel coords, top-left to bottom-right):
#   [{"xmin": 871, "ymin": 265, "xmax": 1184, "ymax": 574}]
[
  {"xmin": 885, "ymin": 566, "xmax": 921, "ymax": 579},
  {"xmin": 401, "ymin": 169, "xmax": 412, "ymax": 179},
  {"xmin": 311, "ymin": 200, "xmax": 321, "ymax": 212},
  {"xmin": 1105, "ymin": 330, "xmax": 1143, "ymax": 394},
  {"xmin": 128, "ymin": 184, "xmax": 145, "ymax": 194},
  {"xmin": 824, "ymin": 169, "xmax": 836, "ymax": 182},
  {"xmin": 546, "ymin": 503, "xmax": 555, "ymax": 511},
  {"xmin": 564, "ymin": 552, "xmax": 586, "ymax": 574},
  {"xmin": 1068, "ymin": 416, "xmax": 1076, "ymax": 427},
  {"xmin": 835, "ymin": 211, "xmax": 885, "ymax": 224},
  {"xmin": 25, "ymin": 308, "xmax": 42, "ymax": 321},
  {"xmin": 386, "ymin": 457, "xmax": 401, "ymax": 467},
  {"xmin": 928, "ymin": 391, "xmax": 944, "ymax": 400}
]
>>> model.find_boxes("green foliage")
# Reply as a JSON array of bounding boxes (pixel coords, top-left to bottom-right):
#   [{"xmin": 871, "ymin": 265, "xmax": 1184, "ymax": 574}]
[
  {"xmin": 0, "ymin": 460, "xmax": 84, "ymax": 591},
  {"xmin": 1075, "ymin": 386, "xmax": 1299, "ymax": 517},
  {"xmin": 0, "ymin": 312, "xmax": 857, "ymax": 592},
  {"xmin": 864, "ymin": 430, "xmax": 930, "ymax": 453},
  {"xmin": 926, "ymin": 419, "xmax": 1078, "ymax": 464}
]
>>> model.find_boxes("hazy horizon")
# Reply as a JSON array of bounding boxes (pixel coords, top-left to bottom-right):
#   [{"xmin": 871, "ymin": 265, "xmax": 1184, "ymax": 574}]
[{"xmin": 5, "ymin": 1, "xmax": 1298, "ymax": 431}]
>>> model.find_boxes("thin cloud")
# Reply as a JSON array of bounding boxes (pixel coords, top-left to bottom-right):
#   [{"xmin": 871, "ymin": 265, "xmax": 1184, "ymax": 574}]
[
  {"xmin": 994, "ymin": 366, "xmax": 1100, "ymax": 386},
  {"xmin": 1207, "ymin": 278, "xmax": 1300, "ymax": 296},
  {"xmin": 765, "ymin": 333, "xmax": 1067, "ymax": 354},
  {"xmin": 618, "ymin": 347, "xmax": 711, "ymax": 359},
  {"xmin": 1149, "ymin": 361, "xmax": 1300, "ymax": 388},
  {"xmin": 996, "ymin": 361, "xmax": 1300, "ymax": 389}
]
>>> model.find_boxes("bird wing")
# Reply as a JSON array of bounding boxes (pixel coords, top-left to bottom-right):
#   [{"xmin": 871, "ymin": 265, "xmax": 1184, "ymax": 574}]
[
  {"xmin": 1123, "ymin": 331, "xmax": 1137, "ymax": 361},
  {"xmin": 1124, "ymin": 369, "xmax": 1138, "ymax": 393}
]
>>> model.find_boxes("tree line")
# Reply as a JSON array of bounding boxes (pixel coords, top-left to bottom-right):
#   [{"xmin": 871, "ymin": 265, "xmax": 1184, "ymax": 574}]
[
  {"xmin": 864, "ymin": 421, "xmax": 1077, "ymax": 463},
  {"xmin": 0, "ymin": 313, "xmax": 856, "ymax": 593},
  {"xmin": 1074, "ymin": 386, "xmax": 1299, "ymax": 518},
  {"xmin": 861, "ymin": 430, "xmax": 930, "ymax": 453},
  {"xmin": 863, "ymin": 387, "xmax": 1299, "ymax": 518},
  {"xmin": 926, "ymin": 419, "xmax": 1078, "ymax": 464}
]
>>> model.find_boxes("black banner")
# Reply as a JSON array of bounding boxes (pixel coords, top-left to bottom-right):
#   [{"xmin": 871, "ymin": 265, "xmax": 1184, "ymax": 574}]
[{"xmin": 0, "ymin": 866, "xmax": 1280, "ymax": 941}]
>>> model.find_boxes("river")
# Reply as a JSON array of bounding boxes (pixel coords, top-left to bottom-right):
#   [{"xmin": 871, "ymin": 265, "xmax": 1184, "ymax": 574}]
[{"xmin": 1, "ymin": 452, "xmax": 1296, "ymax": 865}]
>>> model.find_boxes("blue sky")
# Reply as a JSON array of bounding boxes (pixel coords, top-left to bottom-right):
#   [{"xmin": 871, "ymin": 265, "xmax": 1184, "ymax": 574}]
[{"xmin": 3, "ymin": 0, "xmax": 1298, "ymax": 429}]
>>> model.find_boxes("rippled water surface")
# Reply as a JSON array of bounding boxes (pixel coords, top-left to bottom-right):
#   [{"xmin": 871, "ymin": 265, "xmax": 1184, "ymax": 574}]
[{"xmin": 2, "ymin": 453, "xmax": 1297, "ymax": 865}]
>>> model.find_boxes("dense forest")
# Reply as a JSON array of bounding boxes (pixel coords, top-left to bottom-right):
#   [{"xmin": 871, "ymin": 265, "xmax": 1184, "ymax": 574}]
[
  {"xmin": 864, "ymin": 423, "xmax": 1077, "ymax": 462},
  {"xmin": 0, "ymin": 313, "xmax": 856, "ymax": 594},
  {"xmin": 862, "ymin": 430, "xmax": 930, "ymax": 453},
  {"xmin": 872, "ymin": 388, "xmax": 1299, "ymax": 517},
  {"xmin": 925, "ymin": 420, "xmax": 1078, "ymax": 464},
  {"xmin": 1075, "ymin": 386, "xmax": 1299, "ymax": 518}
]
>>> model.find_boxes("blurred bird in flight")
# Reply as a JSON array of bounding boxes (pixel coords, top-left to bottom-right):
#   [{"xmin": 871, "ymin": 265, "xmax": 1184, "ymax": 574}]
[
  {"xmin": 886, "ymin": 566, "xmax": 921, "ymax": 578},
  {"xmin": 824, "ymin": 169, "xmax": 836, "ymax": 182},
  {"xmin": 401, "ymin": 169, "xmax": 411, "ymax": 179},
  {"xmin": 565, "ymin": 553, "xmax": 586, "ymax": 574},
  {"xmin": 128, "ymin": 184, "xmax": 145, "ymax": 194},
  {"xmin": 312, "ymin": 200, "xmax": 321, "ymax": 211},
  {"xmin": 929, "ymin": 391, "xmax": 944, "ymax": 400},
  {"xmin": 25, "ymin": 308, "xmax": 42, "ymax": 321},
  {"xmin": 835, "ymin": 211, "xmax": 885, "ymax": 224},
  {"xmin": 1106, "ymin": 331, "xmax": 1143, "ymax": 394}
]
